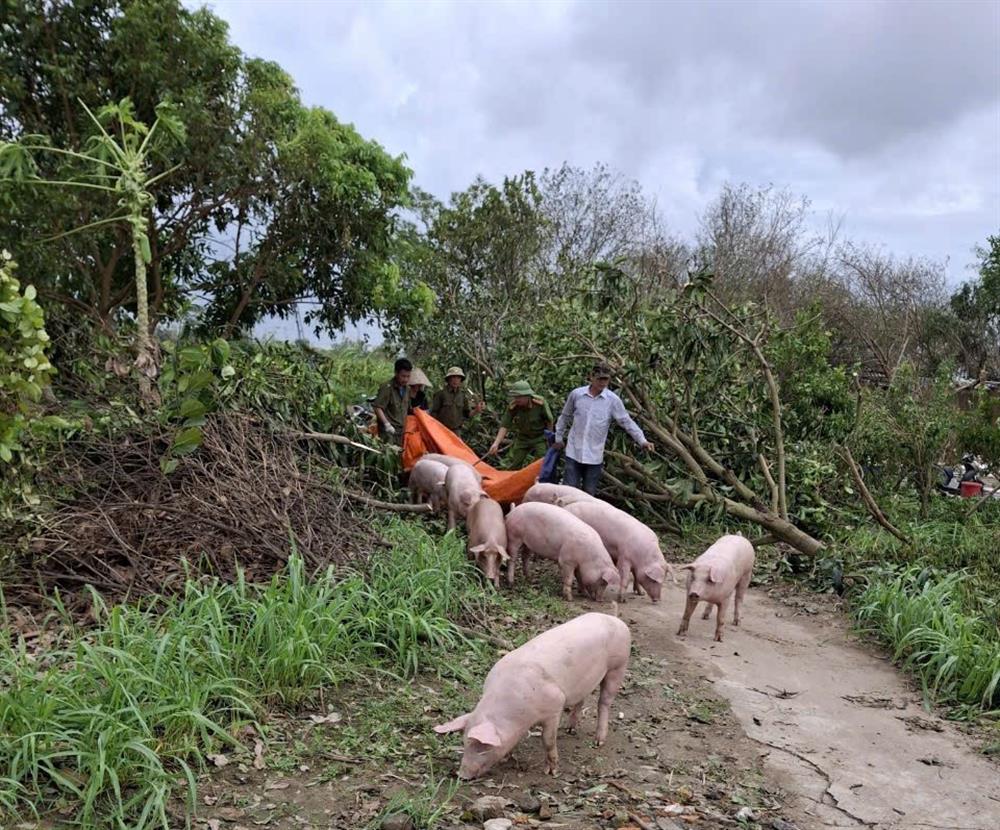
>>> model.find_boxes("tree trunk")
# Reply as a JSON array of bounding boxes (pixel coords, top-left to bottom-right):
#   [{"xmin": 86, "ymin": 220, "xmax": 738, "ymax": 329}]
[{"xmin": 131, "ymin": 226, "xmax": 159, "ymax": 406}]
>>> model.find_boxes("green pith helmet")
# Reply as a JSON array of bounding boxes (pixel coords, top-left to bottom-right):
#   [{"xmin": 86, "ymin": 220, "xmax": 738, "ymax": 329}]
[
  {"xmin": 507, "ymin": 380, "xmax": 535, "ymax": 398},
  {"xmin": 445, "ymin": 366, "xmax": 465, "ymax": 379}
]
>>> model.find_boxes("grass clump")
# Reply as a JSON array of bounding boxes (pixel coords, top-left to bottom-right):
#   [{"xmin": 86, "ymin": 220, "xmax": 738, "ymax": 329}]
[
  {"xmin": 853, "ymin": 565, "xmax": 1000, "ymax": 715},
  {"xmin": 0, "ymin": 519, "xmax": 490, "ymax": 829}
]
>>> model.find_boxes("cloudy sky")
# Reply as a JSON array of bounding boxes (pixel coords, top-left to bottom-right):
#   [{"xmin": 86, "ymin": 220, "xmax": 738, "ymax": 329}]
[{"xmin": 201, "ymin": 0, "xmax": 1000, "ymax": 342}]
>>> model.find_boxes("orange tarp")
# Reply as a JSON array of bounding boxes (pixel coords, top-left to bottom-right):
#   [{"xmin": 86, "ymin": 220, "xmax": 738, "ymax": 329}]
[{"xmin": 403, "ymin": 409, "xmax": 542, "ymax": 505}]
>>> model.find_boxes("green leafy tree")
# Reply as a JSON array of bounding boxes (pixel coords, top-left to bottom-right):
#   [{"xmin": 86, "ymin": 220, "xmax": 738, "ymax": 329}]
[
  {"xmin": 949, "ymin": 234, "xmax": 1000, "ymax": 380},
  {"xmin": 0, "ymin": 0, "xmax": 419, "ymax": 340}
]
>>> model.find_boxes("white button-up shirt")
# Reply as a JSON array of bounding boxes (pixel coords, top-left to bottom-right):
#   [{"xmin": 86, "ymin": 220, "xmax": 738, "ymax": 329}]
[{"xmin": 555, "ymin": 385, "xmax": 647, "ymax": 465}]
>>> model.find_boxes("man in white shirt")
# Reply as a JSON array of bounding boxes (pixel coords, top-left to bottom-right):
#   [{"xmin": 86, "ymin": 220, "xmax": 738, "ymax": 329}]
[{"xmin": 553, "ymin": 363, "xmax": 654, "ymax": 495}]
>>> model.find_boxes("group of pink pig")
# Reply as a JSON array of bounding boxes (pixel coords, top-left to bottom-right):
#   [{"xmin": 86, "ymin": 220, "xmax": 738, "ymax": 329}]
[{"xmin": 410, "ymin": 453, "xmax": 757, "ymax": 780}]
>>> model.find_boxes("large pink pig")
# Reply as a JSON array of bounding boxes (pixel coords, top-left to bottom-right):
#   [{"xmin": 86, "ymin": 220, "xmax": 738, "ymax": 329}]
[
  {"xmin": 408, "ymin": 458, "xmax": 449, "ymax": 512},
  {"xmin": 434, "ymin": 612, "xmax": 630, "ymax": 778},
  {"xmin": 676, "ymin": 534, "xmax": 755, "ymax": 642},
  {"xmin": 505, "ymin": 502, "xmax": 620, "ymax": 601},
  {"xmin": 522, "ymin": 483, "xmax": 596, "ymax": 506},
  {"xmin": 445, "ymin": 463, "xmax": 486, "ymax": 531},
  {"xmin": 560, "ymin": 499, "xmax": 673, "ymax": 602},
  {"xmin": 467, "ymin": 497, "xmax": 508, "ymax": 588}
]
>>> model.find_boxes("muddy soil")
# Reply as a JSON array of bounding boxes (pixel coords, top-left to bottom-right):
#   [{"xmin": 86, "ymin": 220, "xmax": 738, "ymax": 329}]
[{"xmin": 189, "ymin": 583, "xmax": 999, "ymax": 830}]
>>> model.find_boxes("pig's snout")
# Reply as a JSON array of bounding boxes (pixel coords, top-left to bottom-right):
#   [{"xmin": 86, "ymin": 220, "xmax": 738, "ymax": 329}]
[{"xmin": 687, "ymin": 590, "xmax": 700, "ymax": 599}]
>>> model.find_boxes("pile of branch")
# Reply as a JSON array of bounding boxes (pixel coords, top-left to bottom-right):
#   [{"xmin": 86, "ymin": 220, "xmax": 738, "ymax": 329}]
[{"xmin": 11, "ymin": 413, "xmax": 382, "ymax": 609}]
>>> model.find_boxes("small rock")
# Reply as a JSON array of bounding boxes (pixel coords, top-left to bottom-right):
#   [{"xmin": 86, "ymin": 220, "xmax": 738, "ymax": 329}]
[
  {"xmin": 770, "ymin": 820, "xmax": 800, "ymax": 830},
  {"xmin": 537, "ymin": 802, "xmax": 553, "ymax": 820},
  {"xmin": 380, "ymin": 814, "xmax": 414, "ymax": 830},
  {"xmin": 657, "ymin": 819, "xmax": 685, "ymax": 830},
  {"xmin": 516, "ymin": 793, "xmax": 541, "ymax": 814},
  {"xmin": 484, "ymin": 820, "xmax": 513, "ymax": 830},
  {"xmin": 735, "ymin": 806, "xmax": 756, "ymax": 822},
  {"xmin": 469, "ymin": 796, "xmax": 509, "ymax": 821}
]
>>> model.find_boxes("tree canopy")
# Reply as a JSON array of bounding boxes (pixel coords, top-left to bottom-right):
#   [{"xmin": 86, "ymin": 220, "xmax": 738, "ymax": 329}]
[{"xmin": 0, "ymin": 0, "xmax": 424, "ymax": 337}]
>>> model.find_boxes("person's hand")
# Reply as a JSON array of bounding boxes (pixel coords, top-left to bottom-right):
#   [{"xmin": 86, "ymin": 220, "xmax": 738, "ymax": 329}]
[
  {"xmin": 642, "ymin": 441, "xmax": 654, "ymax": 451},
  {"xmin": 553, "ymin": 440, "xmax": 565, "ymax": 450},
  {"xmin": 383, "ymin": 423, "xmax": 396, "ymax": 437}
]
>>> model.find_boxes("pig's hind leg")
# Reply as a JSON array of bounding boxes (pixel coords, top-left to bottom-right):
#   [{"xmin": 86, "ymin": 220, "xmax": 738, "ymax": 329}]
[
  {"xmin": 595, "ymin": 663, "xmax": 627, "ymax": 745},
  {"xmin": 733, "ymin": 572, "xmax": 750, "ymax": 625}
]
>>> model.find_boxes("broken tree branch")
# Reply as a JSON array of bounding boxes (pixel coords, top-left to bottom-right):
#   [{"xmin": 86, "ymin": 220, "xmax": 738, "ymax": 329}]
[
  {"xmin": 286, "ymin": 430, "xmax": 381, "ymax": 453},
  {"xmin": 838, "ymin": 445, "xmax": 911, "ymax": 545},
  {"xmin": 342, "ymin": 491, "xmax": 434, "ymax": 513}
]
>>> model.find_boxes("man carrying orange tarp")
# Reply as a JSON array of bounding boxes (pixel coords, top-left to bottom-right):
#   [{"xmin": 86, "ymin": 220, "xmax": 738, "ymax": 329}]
[{"xmin": 403, "ymin": 408, "xmax": 542, "ymax": 504}]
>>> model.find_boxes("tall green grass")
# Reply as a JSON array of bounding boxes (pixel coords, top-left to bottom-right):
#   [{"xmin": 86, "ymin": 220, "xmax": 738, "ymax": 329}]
[
  {"xmin": 0, "ymin": 520, "xmax": 489, "ymax": 829},
  {"xmin": 853, "ymin": 566, "xmax": 1000, "ymax": 715}
]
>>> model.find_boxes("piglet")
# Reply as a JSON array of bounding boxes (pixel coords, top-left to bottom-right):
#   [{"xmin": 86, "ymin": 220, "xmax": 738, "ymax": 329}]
[
  {"xmin": 505, "ymin": 502, "xmax": 620, "ymax": 601},
  {"xmin": 434, "ymin": 612, "xmax": 630, "ymax": 778},
  {"xmin": 467, "ymin": 497, "xmax": 508, "ymax": 588},
  {"xmin": 522, "ymin": 482, "xmax": 596, "ymax": 506},
  {"xmin": 445, "ymin": 462, "xmax": 486, "ymax": 531},
  {"xmin": 560, "ymin": 499, "xmax": 674, "ymax": 602},
  {"xmin": 676, "ymin": 534, "xmax": 755, "ymax": 642},
  {"xmin": 409, "ymin": 458, "xmax": 448, "ymax": 512}
]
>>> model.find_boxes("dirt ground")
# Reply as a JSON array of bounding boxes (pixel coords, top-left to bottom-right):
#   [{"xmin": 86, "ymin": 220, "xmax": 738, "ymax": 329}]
[{"xmin": 188, "ymin": 580, "xmax": 1000, "ymax": 830}]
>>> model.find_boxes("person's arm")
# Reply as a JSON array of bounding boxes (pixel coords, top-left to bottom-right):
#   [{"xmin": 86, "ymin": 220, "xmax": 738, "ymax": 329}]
[
  {"xmin": 553, "ymin": 390, "xmax": 575, "ymax": 449},
  {"xmin": 429, "ymin": 390, "xmax": 443, "ymax": 417},
  {"xmin": 488, "ymin": 426, "xmax": 509, "ymax": 455},
  {"xmin": 542, "ymin": 400, "xmax": 555, "ymax": 431},
  {"xmin": 373, "ymin": 385, "xmax": 395, "ymax": 435},
  {"xmin": 612, "ymin": 394, "xmax": 653, "ymax": 450}
]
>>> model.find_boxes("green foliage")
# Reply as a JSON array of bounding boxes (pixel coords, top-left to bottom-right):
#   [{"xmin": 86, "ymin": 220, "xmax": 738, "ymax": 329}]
[
  {"xmin": 853, "ymin": 364, "xmax": 957, "ymax": 516},
  {"xmin": 0, "ymin": 252, "xmax": 55, "ymax": 463},
  {"xmin": 854, "ymin": 566, "xmax": 1000, "ymax": 713},
  {"xmin": 958, "ymin": 387, "xmax": 1000, "ymax": 468},
  {"xmin": 949, "ymin": 234, "xmax": 1000, "ymax": 378},
  {"xmin": 370, "ymin": 776, "xmax": 459, "ymax": 830},
  {"xmin": 0, "ymin": 0, "xmax": 419, "ymax": 339},
  {"xmin": 0, "ymin": 520, "xmax": 490, "ymax": 829}
]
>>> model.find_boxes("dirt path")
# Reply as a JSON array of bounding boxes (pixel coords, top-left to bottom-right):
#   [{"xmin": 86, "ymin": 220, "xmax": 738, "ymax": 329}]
[
  {"xmin": 629, "ymin": 581, "xmax": 1000, "ymax": 830},
  {"xmin": 190, "ymin": 581, "xmax": 999, "ymax": 830}
]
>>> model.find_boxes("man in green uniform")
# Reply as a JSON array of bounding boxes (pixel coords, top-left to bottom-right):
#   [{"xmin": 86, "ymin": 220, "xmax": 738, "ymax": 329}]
[
  {"xmin": 430, "ymin": 366, "xmax": 483, "ymax": 432},
  {"xmin": 373, "ymin": 357, "xmax": 412, "ymax": 444},
  {"xmin": 488, "ymin": 380, "xmax": 554, "ymax": 468}
]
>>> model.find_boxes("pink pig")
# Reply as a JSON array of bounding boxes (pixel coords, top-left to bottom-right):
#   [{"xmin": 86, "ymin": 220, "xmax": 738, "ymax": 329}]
[
  {"xmin": 434, "ymin": 612, "xmax": 630, "ymax": 778},
  {"xmin": 505, "ymin": 502, "xmax": 620, "ymax": 601},
  {"xmin": 467, "ymin": 497, "xmax": 508, "ymax": 588},
  {"xmin": 409, "ymin": 458, "xmax": 449, "ymax": 512},
  {"xmin": 522, "ymin": 483, "xmax": 596, "ymax": 506},
  {"xmin": 676, "ymin": 534, "xmax": 755, "ymax": 642},
  {"xmin": 560, "ymin": 499, "xmax": 674, "ymax": 603},
  {"xmin": 445, "ymin": 463, "xmax": 486, "ymax": 531}
]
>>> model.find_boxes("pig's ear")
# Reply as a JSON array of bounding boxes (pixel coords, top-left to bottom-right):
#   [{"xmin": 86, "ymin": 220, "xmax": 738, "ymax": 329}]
[
  {"xmin": 467, "ymin": 720, "xmax": 503, "ymax": 747},
  {"xmin": 433, "ymin": 714, "xmax": 470, "ymax": 734},
  {"xmin": 709, "ymin": 563, "xmax": 725, "ymax": 583},
  {"xmin": 644, "ymin": 564, "xmax": 666, "ymax": 584},
  {"xmin": 469, "ymin": 544, "xmax": 487, "ymax": 555}
]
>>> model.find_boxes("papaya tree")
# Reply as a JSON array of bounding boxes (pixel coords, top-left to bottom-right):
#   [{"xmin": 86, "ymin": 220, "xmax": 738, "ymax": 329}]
[{"xmin": 1, "ymin": 98, "xmax": 185, "ymax": 402}]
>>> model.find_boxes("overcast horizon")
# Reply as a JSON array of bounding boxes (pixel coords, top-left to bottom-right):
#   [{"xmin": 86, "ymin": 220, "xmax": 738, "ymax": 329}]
[{"xmin": 200, "ymin": 0, "xmax": 1000, "ymax": 347}]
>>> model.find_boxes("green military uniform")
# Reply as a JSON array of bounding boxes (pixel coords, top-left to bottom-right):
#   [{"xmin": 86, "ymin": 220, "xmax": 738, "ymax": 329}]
[
  {"xmin": 431, "ymin": 386, "xmax": 475, "ymax": 431},
  {"xmin": 374, "ymin": 378, "xmax": 410, "ymax": 444},
  {"xmin": 501, "ymin": 383, "xmax": 553, "ymax": 468}
]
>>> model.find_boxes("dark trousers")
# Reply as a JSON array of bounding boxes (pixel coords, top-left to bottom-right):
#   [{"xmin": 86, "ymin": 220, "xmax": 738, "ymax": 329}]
[{"xmin": 563, "ymin": 455, "xmax": 602, "ymax": 495}]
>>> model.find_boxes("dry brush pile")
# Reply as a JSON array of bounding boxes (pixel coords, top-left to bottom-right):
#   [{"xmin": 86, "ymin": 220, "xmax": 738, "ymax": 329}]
[{"xmin": 9, "ymin": 412, "xmax": 382, "ymax": 609}]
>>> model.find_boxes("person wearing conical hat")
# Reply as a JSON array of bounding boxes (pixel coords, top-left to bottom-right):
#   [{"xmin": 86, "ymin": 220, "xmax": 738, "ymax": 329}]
[
  {"xmin": 488, "ymin": 380, "xmax": 554, "ymax": 469},
  {"xmin": 430, "ymin": 366, "xmax": 483, "ymax": 431},
  {"xmin": 408, "ymin": 367, "xmax": 431, "ymax": 412}
]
